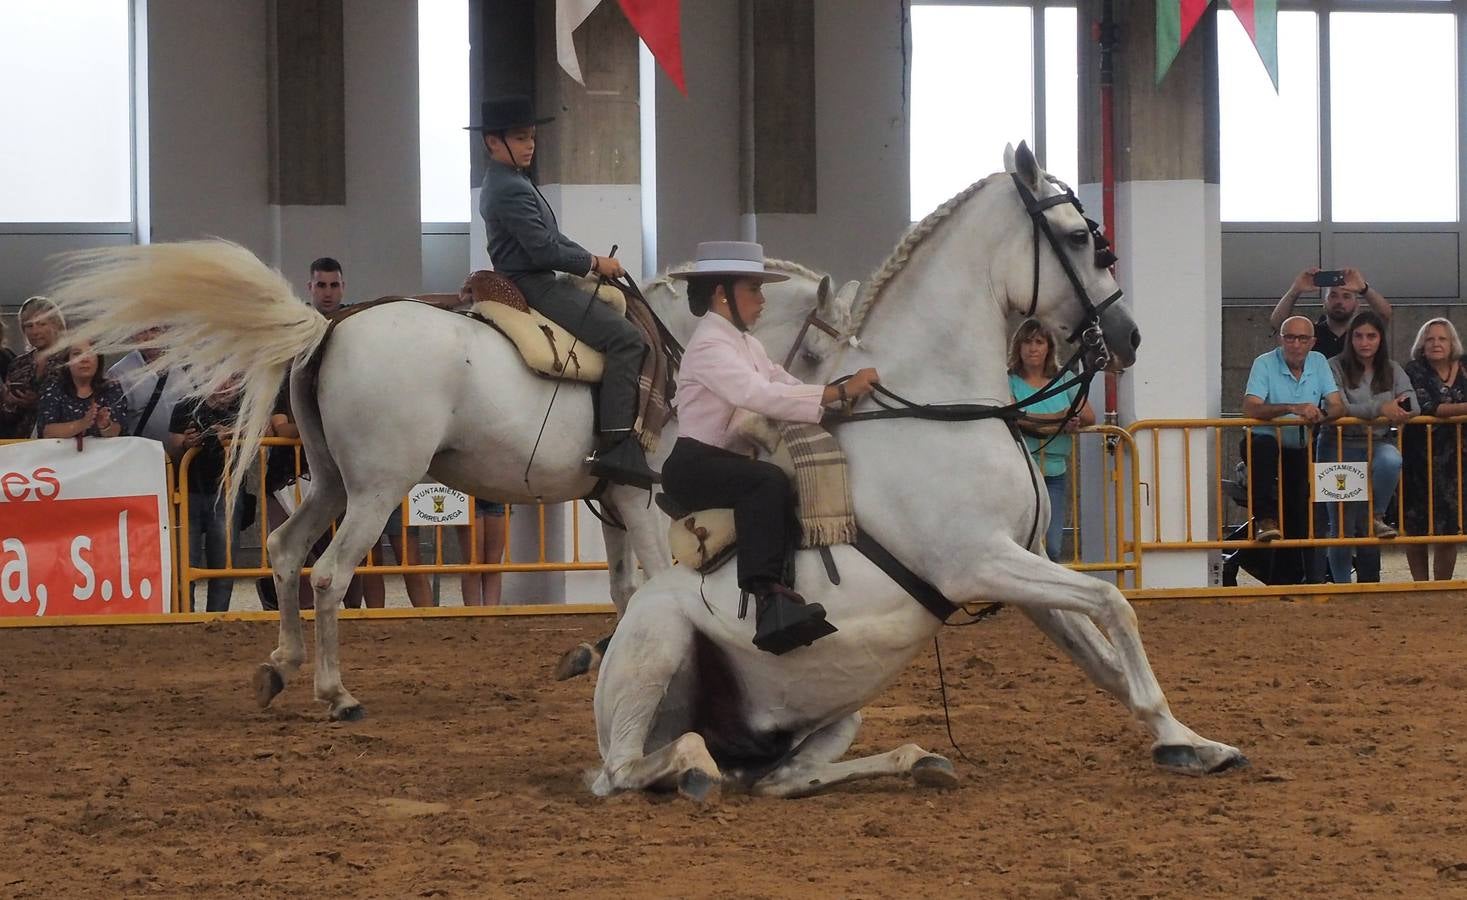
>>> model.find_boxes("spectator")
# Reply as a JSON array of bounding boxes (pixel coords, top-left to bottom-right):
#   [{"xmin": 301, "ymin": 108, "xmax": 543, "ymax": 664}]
[
  {"xmin": 1, "ymin": 296, "xmax": 65, "ymax": 438},
  {"xmin": 307, "ymin": 257, "xmax": 347, "ymax": 315},
  {"xmin": 37, "ymin": 343, "xmax": 128, "ymax": 439},
  {"xmin": 458, "ymin": 500, "xmax": 509, "ymax": 605},
  {"xmin": 1317, "ymin": 311, "xmax": 1410, "ymax": 583},
  {"xmin": 1401, "ymin": 318, "xmax": 1467, "ymax": 581},
  {"xmin": 0, "ymin": 316, "xmax": 15, "ymax": 384},
  {"xmin": 169, "ymin": 382, "xmax": 251, "ymax": 612},
  {"xmin": 1241, "ymin": 316, "xmax": 1344, "ymax": 552},
  {"xmin": 362, "ymin": 507, "xmax": 434, "ymax": 609},
  {"xmin": 1008, "ymin": 319, "xmax": 1096, "ymax": 561},
  {"xmin": 1269, "ymin": 267, "xmax": 1392, "ymax": 360},
  {"xmin": 108, "ymin": 327, "xmax": 189, "ymax": 441}
]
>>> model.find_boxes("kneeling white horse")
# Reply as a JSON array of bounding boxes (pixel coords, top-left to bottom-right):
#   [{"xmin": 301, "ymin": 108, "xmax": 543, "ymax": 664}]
[{"xmin": 591, "ymin": 144, "xmax": 1246, "ymax": 800}]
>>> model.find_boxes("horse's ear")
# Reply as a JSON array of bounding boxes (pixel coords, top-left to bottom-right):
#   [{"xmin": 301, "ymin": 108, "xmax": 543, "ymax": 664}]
[
  {"xmin": 1013, "ymin": 140, "xmax": 1042, "ymax": 190},
  {"xmin": 1003, "ymin": 143, "xmax": 1018, "ymax": 173},
  {"xmin": 835, "ymin": 280, "xmax": 861, "ymax": 314},
  {"xmin": 816, "ymin": 274, "xmax": 832, "ymax": 308}
]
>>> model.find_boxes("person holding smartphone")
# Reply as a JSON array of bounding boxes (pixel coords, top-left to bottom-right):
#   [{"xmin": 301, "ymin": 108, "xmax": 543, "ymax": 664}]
[{"xmin": 1269, "ymin": 267, "xmax": 1392, "ymax": 360}]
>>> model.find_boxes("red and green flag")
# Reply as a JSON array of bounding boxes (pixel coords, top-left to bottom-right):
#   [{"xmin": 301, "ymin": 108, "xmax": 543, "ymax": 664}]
[
  {"xmin": 1229, "ymin": 0, "xmax": 1279, "ymax": 90},
  {"xmin": 1156, "ymin": 0, "xmax": 1278, "ymax": 90}
]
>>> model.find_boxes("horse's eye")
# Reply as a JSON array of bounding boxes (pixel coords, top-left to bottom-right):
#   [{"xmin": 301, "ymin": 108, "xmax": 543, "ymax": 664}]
[{"xmin": 1068, "ymin": 229, "xmax": 1089, "ymax": 247}]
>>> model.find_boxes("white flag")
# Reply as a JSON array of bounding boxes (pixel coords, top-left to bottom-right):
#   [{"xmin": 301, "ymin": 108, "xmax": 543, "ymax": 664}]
[{"xmin": 557, "ymin": 0, "xmax": 604, "ymax": 85}]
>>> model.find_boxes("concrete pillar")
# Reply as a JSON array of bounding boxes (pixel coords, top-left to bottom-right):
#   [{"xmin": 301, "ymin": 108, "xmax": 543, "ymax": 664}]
[
  {"xmin": 1078, "ymin": 1, "xmax": 1221, "ymax": 589},
  {"xmin": 470, "ymin": 0, "xmax": 642, "ymax": 603}
]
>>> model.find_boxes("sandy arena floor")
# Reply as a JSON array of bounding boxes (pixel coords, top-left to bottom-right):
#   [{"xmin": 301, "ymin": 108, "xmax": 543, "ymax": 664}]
[{"xmin": 3, "ymin": 594, "xmax": 1467, "ymax": 898}]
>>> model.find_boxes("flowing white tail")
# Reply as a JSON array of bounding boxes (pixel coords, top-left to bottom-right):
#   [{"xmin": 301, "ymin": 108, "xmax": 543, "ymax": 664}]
[{"xmin": 48, "ymin": 240, "xmax": 329, "ymax": 508}]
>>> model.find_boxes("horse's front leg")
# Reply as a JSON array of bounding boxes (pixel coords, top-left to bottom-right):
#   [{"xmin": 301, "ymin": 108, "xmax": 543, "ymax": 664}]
[
  {"xmin": 975, "ymin": 538, "xmax": 1248, "ymax": 775},
  {"xmin": 749, "ymin": 714, "xmax": 958, "ymax": 799},
  {"xmin": 553, "ymin": 518, "xmax": 627, "ymax": 681}
]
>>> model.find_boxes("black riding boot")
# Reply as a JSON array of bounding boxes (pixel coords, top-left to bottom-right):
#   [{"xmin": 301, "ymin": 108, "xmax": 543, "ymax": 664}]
[
  {"xmin": 751, "ymin": 582, "xmax": 837, "ymax": 655},
  {"xmin": 588, "ymin": 429, "xmax": 659, "ymax": 489}
]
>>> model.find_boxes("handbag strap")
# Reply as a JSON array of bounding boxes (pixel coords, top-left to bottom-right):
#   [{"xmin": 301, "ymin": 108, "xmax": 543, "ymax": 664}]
[{"xmin": 131, "ymin": 370, "xmax": 170, "ymax": 437}]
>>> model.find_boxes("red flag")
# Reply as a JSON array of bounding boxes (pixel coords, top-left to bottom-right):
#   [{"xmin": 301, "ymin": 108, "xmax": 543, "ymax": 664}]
[{"xmin": 617, "ymin": 0, "xmax": 685, "ymax": 95}]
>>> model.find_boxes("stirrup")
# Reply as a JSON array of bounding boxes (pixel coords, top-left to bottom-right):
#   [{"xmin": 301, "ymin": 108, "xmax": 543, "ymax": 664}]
[{"xmin": 752, "ymin": 585, "xmax": 837, "ymax": 656}]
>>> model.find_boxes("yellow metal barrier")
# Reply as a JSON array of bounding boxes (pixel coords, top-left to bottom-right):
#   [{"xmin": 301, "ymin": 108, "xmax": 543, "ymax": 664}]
[
  {"xmin": 1127, "ymin": 415, "xmax": 1467, "ymax": 598},
  {"xmin": 1050, "ymin": 426, "xmax": 1145, "ymax": 589},
  {"xmin": 175, "ymin": 438, "xmax": 610, "ymax": 613}
]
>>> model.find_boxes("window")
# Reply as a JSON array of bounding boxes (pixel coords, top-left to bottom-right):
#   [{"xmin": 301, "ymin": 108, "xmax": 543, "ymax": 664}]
[
  {"xmin": 419, "ymin": 0, "xmax": 470, "ymax": 222},
  {"xmin": 0, "ymin": 0, "xmax": 133, "ymax": 223},
  {"xmin": 1329, "ymin": 12, "xmax": 1457, "ymax": 222},
  {"xmin": 1043, "ymin": 6, "xmax": 1079, "ymax": 190},
  {"xmin": 1219, "ymin": 12, "xmax": 1319, "ymax": 221},
  {"xmin": 910, "ymin": 6, "xmax": 1034, "ymax": 221}
]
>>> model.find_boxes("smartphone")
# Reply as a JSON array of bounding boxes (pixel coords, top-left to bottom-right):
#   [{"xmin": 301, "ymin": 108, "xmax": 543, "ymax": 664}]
[{"xmin": 1312, "ymin": 270, "xmax": 1347, "ymax": 288}]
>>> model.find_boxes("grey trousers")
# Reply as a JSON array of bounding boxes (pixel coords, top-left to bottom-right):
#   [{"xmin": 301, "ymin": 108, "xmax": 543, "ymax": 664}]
[{"xmin": 515, "ymin": 272, "xmax": 646, "ymax": 432}]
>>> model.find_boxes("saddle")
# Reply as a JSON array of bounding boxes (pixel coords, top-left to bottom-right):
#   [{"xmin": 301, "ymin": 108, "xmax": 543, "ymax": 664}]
[
  {"xmin": 660, "ymin": 434, "xmax": 797, "ymax": 574},
  {"xmin": 463, "ymin": 270, "xmax": 624, "ymax": 383}
]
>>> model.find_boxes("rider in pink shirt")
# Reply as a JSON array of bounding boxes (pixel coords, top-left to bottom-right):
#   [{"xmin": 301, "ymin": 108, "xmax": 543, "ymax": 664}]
[{"xmin": 664, "ymin": 241, "xmax": 880, "ymax": 655}]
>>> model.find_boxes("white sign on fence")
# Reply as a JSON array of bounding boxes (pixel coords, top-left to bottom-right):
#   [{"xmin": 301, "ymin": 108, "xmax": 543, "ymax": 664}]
[
  {"xmin": 406, "ymin": 482, "xmax": 470, "ymax": 525},
  {"xmin": 1313, "ymin": 461, "xmax": 1369, "ymax": 503}
]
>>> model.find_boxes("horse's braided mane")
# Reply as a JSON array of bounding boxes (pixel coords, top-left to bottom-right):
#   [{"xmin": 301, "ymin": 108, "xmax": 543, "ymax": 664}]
[{"xmin": 850, "ymin": 173, "xmax": 1004, "ymax": 333}]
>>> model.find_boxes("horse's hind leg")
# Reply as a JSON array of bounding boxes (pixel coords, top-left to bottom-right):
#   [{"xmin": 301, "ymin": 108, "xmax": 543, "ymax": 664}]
[
  {"xmin": 307, "ymin": 493, "xmax": 401, "ymax": 721},
  {"xmin": 251, "ymin": 476, "xmax": 345, "ymax": 708},
  {"xmin": 749, "ymin": 714, "xmax": 957, "ymax": 799},
  {"xmin": 976, "ymin": 538, "xmax": 1247, "ymax": 775}
]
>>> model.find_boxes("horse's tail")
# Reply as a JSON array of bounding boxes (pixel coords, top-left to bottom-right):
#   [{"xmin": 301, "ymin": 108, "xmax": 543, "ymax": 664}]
[{"xmin": 48, "ymin": 239, "xmax": 329, "ymax": 510}]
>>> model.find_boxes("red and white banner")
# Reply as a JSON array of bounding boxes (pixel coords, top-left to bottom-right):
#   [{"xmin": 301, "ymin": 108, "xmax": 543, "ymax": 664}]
[{"xmin": 0, "ymin": 438, "xmax": 172, "ymax": 617}]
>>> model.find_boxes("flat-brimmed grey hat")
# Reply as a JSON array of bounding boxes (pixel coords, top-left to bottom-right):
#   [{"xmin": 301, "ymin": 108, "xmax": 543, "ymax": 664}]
[{"xmin": 668, "ymin": 241, "xmax": 789, "ymax": 283}]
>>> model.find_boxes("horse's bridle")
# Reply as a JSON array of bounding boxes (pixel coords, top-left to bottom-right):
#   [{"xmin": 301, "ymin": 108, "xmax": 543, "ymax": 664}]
[
  {"xmin": 781, "ymin": 308, "xmax": 856, "ymax": 372},
  {"xmin": 1012, "ymin": 172, "xmax": 1122, "ymax": 369}
]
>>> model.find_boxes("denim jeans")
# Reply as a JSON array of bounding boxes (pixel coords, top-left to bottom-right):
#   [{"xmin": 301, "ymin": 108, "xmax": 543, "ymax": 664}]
[
  {"xmin": 1316, "ymin": 436, "xmax": 1403, "ymax": 584},
  {"xmin": 1044, "ymin": 473, "xmax": 1069, "ymax": 562},
  {"xmin": 189, "ymin": 492, "xmax": 241, "ymax": 612}
]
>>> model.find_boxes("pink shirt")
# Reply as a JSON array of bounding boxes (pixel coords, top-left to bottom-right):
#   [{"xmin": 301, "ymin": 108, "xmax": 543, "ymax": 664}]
[{"xmin": 674, "ymin": 313, "xmax": 826, "ymax": 453}]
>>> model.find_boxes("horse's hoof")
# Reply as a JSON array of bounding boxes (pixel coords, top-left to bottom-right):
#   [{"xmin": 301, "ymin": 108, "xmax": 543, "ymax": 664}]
[
  {"xmin": 677, "ymin": 769, "xmax": 721, "ymax": 805},
  {"xmin": 1153, "ymin": 744, "xmax": 1249, "ymax": 776},
  {"xmin": 331, "ymin": 703, "xmax": 366, "ymax": 723},
  {"xmin": 912, "ymin": 755, "xmax": 959, "ymax": 789},
  {"xmin": 554, "ymin": 643, "xmax": 597, "ymax": 681},
  {"xmin": 251, "ymin": 664, "xmax": 285, "ymax": 709}
]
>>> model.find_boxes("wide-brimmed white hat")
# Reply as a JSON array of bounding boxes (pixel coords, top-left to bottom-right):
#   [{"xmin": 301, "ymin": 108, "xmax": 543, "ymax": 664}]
[{"xmin": 668, "ymin": 241, "xmax": 789, "ymax": 283}]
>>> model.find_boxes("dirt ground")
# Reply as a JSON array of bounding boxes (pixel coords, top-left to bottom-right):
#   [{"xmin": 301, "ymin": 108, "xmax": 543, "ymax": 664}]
[{"xmin": 3, "ymin": 595, "xmax": 1467, "ymax": 899}]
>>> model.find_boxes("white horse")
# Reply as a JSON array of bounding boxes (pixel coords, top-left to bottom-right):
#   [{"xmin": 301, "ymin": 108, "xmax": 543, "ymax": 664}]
[
  {"xmin": 590, "ymin": 144, "xmax": 1247, "ymax": 801},
  {"xmin": 46, "ymin": 244, "xmax": 858, "ymax": 713}
]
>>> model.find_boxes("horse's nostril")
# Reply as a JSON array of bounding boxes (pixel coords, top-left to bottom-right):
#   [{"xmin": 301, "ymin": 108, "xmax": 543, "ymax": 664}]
[{"xmin": 1130, "ymin": 329, "xmax": 1142, "ymax": 350}]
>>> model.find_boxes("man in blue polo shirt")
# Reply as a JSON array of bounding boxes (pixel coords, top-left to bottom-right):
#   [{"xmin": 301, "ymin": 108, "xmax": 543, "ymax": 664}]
[{"xmin": 1242, "ymin": 315, "xmax": 1345, "ymax": 545}]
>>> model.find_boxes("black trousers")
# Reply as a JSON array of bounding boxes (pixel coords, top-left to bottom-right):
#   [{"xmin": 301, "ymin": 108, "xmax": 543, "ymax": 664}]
[
  {"xmin": 662, "ymin": 438, "xmax": 793, "ymax": 591},
  {"xmin": 514, "ymin": 272, "xmax": 646, "ymax": 432},
  {"xmin": 1241, "ymin": 431, "xmax": 1326, "ymax": 582}
]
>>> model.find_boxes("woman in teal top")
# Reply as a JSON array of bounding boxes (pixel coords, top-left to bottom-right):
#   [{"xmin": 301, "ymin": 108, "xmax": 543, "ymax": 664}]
[{"xmin": 1008, "ymin": 319, "xmax": 1096, "ymax": 561}]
